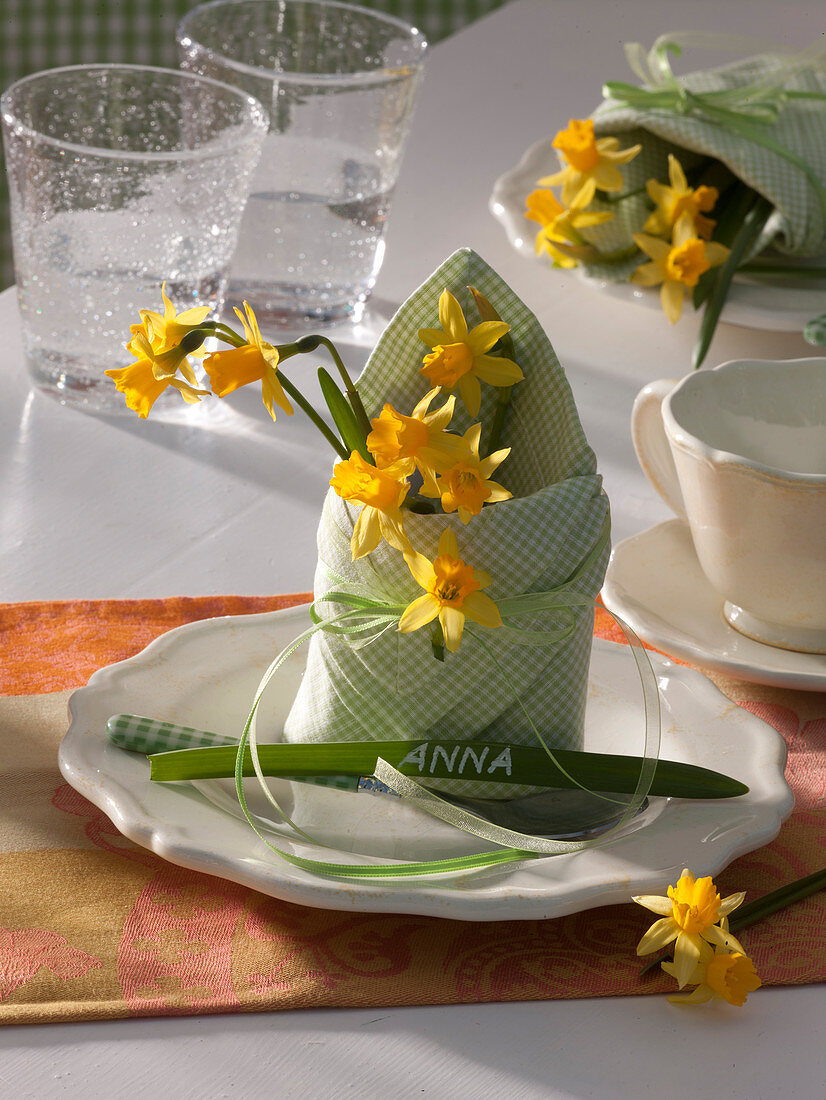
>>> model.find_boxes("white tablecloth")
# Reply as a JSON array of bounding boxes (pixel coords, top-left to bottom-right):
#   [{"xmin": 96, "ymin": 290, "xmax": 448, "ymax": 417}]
[{"xmin": 2, "ymin": 1, "xmax": 824, "ymax": 1095}]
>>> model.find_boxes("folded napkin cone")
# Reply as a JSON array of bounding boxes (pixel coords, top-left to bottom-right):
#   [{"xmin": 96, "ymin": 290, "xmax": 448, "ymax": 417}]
[{"xmin": 282, "ymin": 249, "xmax": 610, "ymax": 798}]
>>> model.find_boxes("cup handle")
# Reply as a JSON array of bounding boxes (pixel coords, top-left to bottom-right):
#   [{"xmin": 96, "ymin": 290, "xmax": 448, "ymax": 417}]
[{"xmin": 631, "ymin": 379, "xmax": 687, "ymax": 519}]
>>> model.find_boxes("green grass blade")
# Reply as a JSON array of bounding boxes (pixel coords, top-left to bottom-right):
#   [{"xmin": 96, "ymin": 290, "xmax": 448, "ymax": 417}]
[
  {"xmin": 692, "ymin": 194, "xmax": 774, "ymax": 370},
  {"xmin": 149, "ymin": 739, "xmax": 747, "ymax": 799}
]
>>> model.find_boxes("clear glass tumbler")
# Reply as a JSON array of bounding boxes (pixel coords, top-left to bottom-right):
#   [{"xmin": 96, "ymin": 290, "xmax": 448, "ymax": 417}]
[
  {"xmin": 1, "ymin": 65, "xmax": 268, "ymax": 412},
  {"xmin": 177, "ymin": 0, "xmax": 428, "ymax": 328}
]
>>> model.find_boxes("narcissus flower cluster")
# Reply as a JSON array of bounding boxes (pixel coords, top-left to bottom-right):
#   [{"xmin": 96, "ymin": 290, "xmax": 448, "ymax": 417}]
[
  {"xmin": 108, "ymin": 283, "xmax": 524, "ymax": 654},
  {"xmin": 634, "ymin": 868, "xmax": 761, "ymax": 1007},
  {"xmin": 524, "ymin": 120, "xmax": 731, "ymax": 326}
]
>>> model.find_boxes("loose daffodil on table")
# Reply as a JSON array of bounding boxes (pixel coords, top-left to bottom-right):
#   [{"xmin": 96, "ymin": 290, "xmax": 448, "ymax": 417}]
[
  {"xmin": 631, "ymin": 212, "xmax": 730, "ymax": 324},
  {"xmin": 643, "ymin": 154, "xmax": 719, "ymax": 240},
  {"xmin": 662, "ymin": 941, "xmax": 762, "ymax": 1007},
  {"xmin": 419, "ymin": 289, "xmax": 523, "ymax": 418},
  {"xmin": 205, "ymin": 302, "xmax": 293, "ymax": 421},
  {"xmin": 634, "ymin": 868, "xmax": 747, "ymax": 989},
  {"xmin": 399, "ymin": 528, "xmax": 502, "ymax": 653},
  {"xmin": 329, "ymin": 452, "xmax": 412, "ymax": 561},
  {"xmin": 539, "ymin": 118, "xmax": 642, "ymax": 206}
]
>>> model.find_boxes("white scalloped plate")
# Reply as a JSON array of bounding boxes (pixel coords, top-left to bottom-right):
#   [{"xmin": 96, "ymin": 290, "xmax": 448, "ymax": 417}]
[
  {"xmin": 490, "ymin": 136, "xmax": 826, "ymax": 333},
  {"xmin": 59, "ymin": 606, "xmax": 793, "ymax": 921}
]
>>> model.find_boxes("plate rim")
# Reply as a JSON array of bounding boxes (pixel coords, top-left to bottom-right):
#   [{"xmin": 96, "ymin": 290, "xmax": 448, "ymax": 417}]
[
  {"xmin": 59, "ymin": 605, "xmax": 794, "ymax": 921},
  {"xmin": 602, "ymin": 518, "xmax": 826, "ymax": 692}
]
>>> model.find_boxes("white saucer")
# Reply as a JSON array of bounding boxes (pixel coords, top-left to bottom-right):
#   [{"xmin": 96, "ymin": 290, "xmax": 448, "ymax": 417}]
[
  {"xmin": 490, "ymin": 136, "xmax": 826, "ymax": 333},
  {"xmin": 602, "ymin": 520, "xmax": 826, "ymax": 692}
]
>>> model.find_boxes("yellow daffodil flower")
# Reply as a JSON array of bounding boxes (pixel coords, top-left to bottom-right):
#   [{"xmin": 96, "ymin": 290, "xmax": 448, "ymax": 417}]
[
  {"xmin": 634, "ymin": 868, "xmax": 747, "ymax": 989},
  {"xmin": 127, "ymin": 282, "xmax": 211, "ymax": 366},
  {"xmin": 367, "ymin": 389, "xmax": 466, "ymax": 495},
  {"xmin": 525, "ymin": 184, "xmax": 614, "ymax": 266},
  {"xmin": 539, "ymin": 118, "xmax": 642, "ymax": 206},
  {"xmin": 418, "ymin": 290, "xmax": 523, "ymax": 418},
  {"xmin": 329, "ymin": 452, "xmax": 412, "ymax": 560},
  {"xmin": 433, "ymin": 423, "xmax": 512, "ymax": 523},
  {"xmin": 662, "ymin": 941, "xmax": 761, "ymax": 1007},
  {"xmin": 105, "ymin": 354, "xmax": 209, "ymax": 419},
  {"xmin": 631, "ymin": 213, "xmax": 730, "ymax": 324},
  {"xmin": 399, "ymin": 528, "xmax": 502, "ymax": 653},
  {"xmin": 204, "ymin": 302, "xmax": 293, "ymax": 421},
  {"xmin": 643, "ymin": 155, "xmax": 719, "ymax": 240}
]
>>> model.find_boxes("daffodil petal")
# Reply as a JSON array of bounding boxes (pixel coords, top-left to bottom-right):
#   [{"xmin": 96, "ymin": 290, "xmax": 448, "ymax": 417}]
[
  {"xmin": 660, "ymin": 279, "xmax": 685, "ymax": 324},
  {"xmin": 398, "ymin": 593, "xmax": 440, "ymax": 633},
  {"xmin": 404, "ymin": 552, "xmax": 437, "ymax": 590},
  {"xmin": 463, "ymin": 591, "xmax": 503, "ymax": 628},
  {"xmin": 632, "ymin": 894, "xmax": 673, "ymax": 916},
  {"xmin": 630, "ymin": 261, "xmax": 664, "ymax": 288},
  {"xmin": 439, "ymin": 605, "xmax": 465, "ymax": 652},
  {"xmin": 472, "ymin": 354, "xmax": 524, "ymax": 387},
  {"xmin": 718, "ymin": 891, "xmax": 747, "ymax": 918},
  {"xmin": 633, "ymin": 233, "xmax": 671, "ymax": 262},
  {"xmin": 418, "ymin": 327, "xmax": 447, "ymax": 348},
  {"xmin": 439, "ymin": 290, "xmax": 468, "ymax": 341},
  {"xmin": 465, "ymin": 321, "xmax": 510, "ymax": 355},
  {"xmin": 636, "ymin": 917, "xmax": 679, "ymax": 955},
  {"xmin": 438, "ymin": 527, "xmax": 459, "ymax": 558},
  {"xmin": 673, "ymin": 933, "xmax": 702, "ymax": 988},
  {"xmin": 351, "ymin": 506, "xmax": 381, "ymax": 560},
  {"xmin": 667, "ymin": 985, "xmax": 714, "ymax": 1005},
  {"xmin": 703, "ymin": 924, "xmax": 746, "ymax": 955},
  {"xmin": 458, "ymin": 373, "xmax": 482, "ymax": 418}
]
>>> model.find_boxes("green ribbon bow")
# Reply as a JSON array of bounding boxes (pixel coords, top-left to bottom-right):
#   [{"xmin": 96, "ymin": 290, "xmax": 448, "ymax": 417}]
[{"xmin": 602, "ymin": 32, "xmax": 826, "ymax": 216}]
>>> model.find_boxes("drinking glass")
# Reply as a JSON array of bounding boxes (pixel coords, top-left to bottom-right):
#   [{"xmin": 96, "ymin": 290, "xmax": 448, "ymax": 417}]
[
  {"xmin": 1, "ymin": 64, "xmax": 268, "ymax": 411},
  {"xmin": 177, "ymin": 0, "xmax": 428, "ymax": 328}
]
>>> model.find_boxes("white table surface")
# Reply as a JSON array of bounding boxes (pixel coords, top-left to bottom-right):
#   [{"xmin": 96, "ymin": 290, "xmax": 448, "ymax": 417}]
[{"xmin": 2, "ymin": 1, "xmax": 825, "ymax": 1095}]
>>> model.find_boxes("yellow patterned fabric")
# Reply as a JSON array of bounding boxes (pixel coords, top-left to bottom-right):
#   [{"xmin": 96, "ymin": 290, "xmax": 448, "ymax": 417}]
[{"xmin": 1, "ymin": 597, "xmax": 825, "ymax": 1024}]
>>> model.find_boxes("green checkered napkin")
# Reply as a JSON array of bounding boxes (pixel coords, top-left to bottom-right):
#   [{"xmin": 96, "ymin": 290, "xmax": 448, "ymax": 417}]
[
  {"xmin": 282, "ymin": 248, "xmax": 610, "ymax": 799},
  {"xmin": 573, "ymin": 52, "xmax": 826, "ymax": 280}
]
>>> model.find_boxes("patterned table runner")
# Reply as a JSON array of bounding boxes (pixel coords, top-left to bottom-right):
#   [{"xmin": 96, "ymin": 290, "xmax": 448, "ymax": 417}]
[{"xmin": 1, "ymin": 597, "xmax": 824, "ymax": 1025}]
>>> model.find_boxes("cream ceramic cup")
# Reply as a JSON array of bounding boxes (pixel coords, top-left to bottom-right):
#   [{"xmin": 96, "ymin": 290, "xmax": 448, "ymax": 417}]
[{"xmin": 632, "ymin": 358, "xmax": 826, "ymax": 654}]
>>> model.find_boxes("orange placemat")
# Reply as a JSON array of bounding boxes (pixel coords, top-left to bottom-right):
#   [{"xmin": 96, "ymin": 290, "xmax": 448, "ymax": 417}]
[{"xmin": 1, "ymin": 597, "xmax": 824, "ymax": 1025}]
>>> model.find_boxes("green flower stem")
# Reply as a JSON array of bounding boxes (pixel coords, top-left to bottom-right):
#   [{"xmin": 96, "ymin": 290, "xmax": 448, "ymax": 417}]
[
  {"xmin": 640, "ymin": 866, "xmax": 826, "ymax": 977},
  {"xmin": 297, "ymin": 334, "xmax": 373, "ymax": 442},
  {"xmin": 597, "ymin": 186, "xmax": 650, "ymax": 204},
  {"xmin": 430, "ymin": 621, "xmax": 446, "ymax": 662},
  {"xmin": 276, "ymin": 370, "xmax": 349, "ymax": 460}
]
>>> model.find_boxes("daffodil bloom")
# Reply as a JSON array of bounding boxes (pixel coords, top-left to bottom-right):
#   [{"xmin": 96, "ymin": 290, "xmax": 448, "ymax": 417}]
[
  {"xmin": 329, "ymin": 452, "xmax": 412, "ymax": 560},
  {"xmin": 418, "ymin": 290, "xmax": 523, "ymax": 418},
  {"xmin": 662, "ymin": 941, "xmax": 761, "ymax": 1007},
  {"xmin": 539, "ymin": 118, "xmax": 641, "ymax": 206},
  {"xmin": 399, "ymin": 528, "xmax": 502, "ymax": 653},
  {"xmin": 105, "ymin": 355, "xmax": 209, "ymax": 419},
  {"xmin": 204, "ymin": 302, "xmax": 293, "ymax": 421},
  {"xmin": 127, "ymin": 282, "xmax": 211, "ymax": 364},
  {"xmin": 643, "ymin": 155, "xmax": 719, "ymax": 240},
  {"xmin": 433, "ymin": 423, "xmax": 512, "ymax": 523},
  {"xmin": 634, "ymin": 868, "xmax": 747, "ymax": 988},
  {"xmin": 525, "ymin": 184, "xmax": 614, "ymax": 266},
  {"xmin": 631, "ymin": 213, "xmax": 730, "ymax": 324},
  {"xmin": 367, "ymin": 389, "xmax": 466, "ymax": 495}
]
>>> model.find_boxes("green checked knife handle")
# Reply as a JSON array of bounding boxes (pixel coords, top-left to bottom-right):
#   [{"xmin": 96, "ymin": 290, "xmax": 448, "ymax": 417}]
[{"xmin": 104, "ymin": 714, "xmax": 374, "ymax": 794}]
